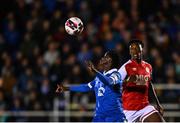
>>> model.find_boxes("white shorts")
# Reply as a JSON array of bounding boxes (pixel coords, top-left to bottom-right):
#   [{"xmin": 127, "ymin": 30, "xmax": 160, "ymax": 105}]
[{"xmin": 124, "ymin": 105, "xmax": 158, "ymax": 122}]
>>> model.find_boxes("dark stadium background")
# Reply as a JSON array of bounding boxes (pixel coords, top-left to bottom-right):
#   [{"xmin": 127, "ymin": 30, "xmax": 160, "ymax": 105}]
[{"xmin": 0, "ymin": 0, "xmax": 179, "ymax": 122}]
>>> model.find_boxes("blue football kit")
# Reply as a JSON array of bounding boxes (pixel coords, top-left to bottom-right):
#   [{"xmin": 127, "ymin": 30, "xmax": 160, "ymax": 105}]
[{"xmin": 69, "ymin": 68, "xmax": 126, "ymax": 122}]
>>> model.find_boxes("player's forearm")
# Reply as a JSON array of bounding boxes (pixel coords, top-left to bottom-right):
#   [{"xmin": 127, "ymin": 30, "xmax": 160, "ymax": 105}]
[
  {"xmin": 63, "ymin": 86, "xmax": 70, "ymax": 91},
  {"xmin": 69, "ymin": 84, "xmax": 91, "ymax": 92},
  {"xmin": 96, "ymin": 72, "xmax": 112, "ymax": 85},
  {"xmin": 150, "ymin": 82, "xmax": 161, "ymax": 106}
]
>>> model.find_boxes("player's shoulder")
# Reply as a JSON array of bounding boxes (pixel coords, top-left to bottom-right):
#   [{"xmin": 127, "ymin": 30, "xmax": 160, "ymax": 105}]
[
  {"xmin": 121, "ymin": 60, "xmax": 132, "ymax": 67},
  {"xmin": 118, "ymin": 60, "xmax": 132, "ymax": 72},
  {"xmin": 104, "ymin": 68, "xmax": 118, "ymax": 76},
  {"xmin": 142, "ymin": 60, "xmax": 152, "ymax": 68}
]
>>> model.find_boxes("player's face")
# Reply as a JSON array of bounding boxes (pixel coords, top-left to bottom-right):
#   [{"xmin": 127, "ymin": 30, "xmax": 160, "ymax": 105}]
[
  {"xmin": 129, "ymin": 43, "xmax": 143, "ymax": 60},
  {"xmin": 99, "ymin": 53, "xmax": 112, "ymax": 71}
]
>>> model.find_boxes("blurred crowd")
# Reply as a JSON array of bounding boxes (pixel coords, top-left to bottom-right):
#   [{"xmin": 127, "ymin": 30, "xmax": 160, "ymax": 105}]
[{"xmin": 0, "ymin": 0, "xmax": 179, "ymax": 122}]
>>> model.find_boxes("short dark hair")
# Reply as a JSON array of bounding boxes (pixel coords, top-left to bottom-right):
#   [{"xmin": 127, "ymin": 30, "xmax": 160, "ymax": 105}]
[
  {"xmin": 105, "ymin": 50, "xmax": 120, "ymax": 68},
  {"xmin": 128, "ymin": 39, "xmax": 144, "ymax": 48}
]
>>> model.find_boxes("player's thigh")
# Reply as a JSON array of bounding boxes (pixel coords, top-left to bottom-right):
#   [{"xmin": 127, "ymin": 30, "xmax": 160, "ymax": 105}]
[
  {"xmin": 143, "ymin": 112, "xmax": 165, "ymax": 122},
  {"xmin": 124, "ymin": 110, "xmax": 140, "ymax": 122}
]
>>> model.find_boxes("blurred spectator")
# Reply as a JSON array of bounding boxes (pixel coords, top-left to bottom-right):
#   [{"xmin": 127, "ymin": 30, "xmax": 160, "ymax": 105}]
[
  {"xmin": 0, "ymin": 89, "xmax": 8, "ymax": 122},
  {"xmin": 43, "ymin": 0, "xmax": 56, "ymax": 14},
  {"xmin": 3, "ymin": 21, "xmax": 20, "ymax": 52},
  {"xmin": 1, "ymin": 54, "xmax": 16, "ymax": 95},
  {"xmin": 17, "ymin": 67, "xmax": 35, "ymax": 92},
  {"xmin": 43, "ymin": 42, "xmax": 59, "ymax": 66},
  {"xmin": 20, "ymin": 33, "xmax": 36, "ymax": 57},
  {"xmin": 79, "ymin": 1, "xmax": 91, "ymax": 23},
  {"xmin": 10, "ymin": 97, "xmax": 27, "ymax": 122},
  {"xmin": 77, "ymin": 42, "xmax": 92, "ymax": 65}
]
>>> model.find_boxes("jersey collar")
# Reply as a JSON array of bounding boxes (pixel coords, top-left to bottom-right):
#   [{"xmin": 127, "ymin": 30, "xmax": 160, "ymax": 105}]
[
  {"xmin": 103, "ymin": 68, "xmax": 117, "ymax": 75},
  {"xmin": 131, "ymin": 59, "xmax": 143, "ymax": 64}
]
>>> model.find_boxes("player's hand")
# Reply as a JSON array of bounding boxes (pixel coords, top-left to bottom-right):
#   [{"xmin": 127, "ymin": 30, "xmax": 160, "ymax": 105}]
[
  {"xmin": 85, "ymin": 61, "xmax": 98, "ymax": 73},
  {"xmin": 56, "ymin": 84, "xmax": 64, "ymax": 93},
  {"xmin": 157, "ymin": 104, "xmax": 164, "ymax": 116},
  {"xmin": 85, "ymin": 61, "xmax": 92, "ymax": 72}
]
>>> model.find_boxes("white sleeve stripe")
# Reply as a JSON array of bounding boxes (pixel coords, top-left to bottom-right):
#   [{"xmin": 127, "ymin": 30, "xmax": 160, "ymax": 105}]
[
  {"xmin": 113, "ymin": 75, "xmax": 118, "ymax": 81},
  {"xmin": 113, "ymin": 78, "xmax": 116, "ymax": 84},
  {"xmin": 110, "ymin": 73, "xmax": 120, "ymax": 84},
  {"xmin": 110, "ymin": 76, "xmax": 116, "ymax": 84},
  {"xmin": 88, "ymin": 83, "xmax": 92, "ymax": 88}
]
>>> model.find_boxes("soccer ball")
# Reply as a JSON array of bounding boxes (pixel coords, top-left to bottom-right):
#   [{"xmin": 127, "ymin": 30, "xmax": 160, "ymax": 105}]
[{"xmin": 65, "ymin": 17, "xmax": 84, "ymax": 35}]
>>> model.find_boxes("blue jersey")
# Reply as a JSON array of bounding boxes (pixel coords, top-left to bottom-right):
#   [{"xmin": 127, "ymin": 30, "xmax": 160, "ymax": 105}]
[{"xmin": 69, "ymin": 68, "xmax": 125, "ymax": 122}]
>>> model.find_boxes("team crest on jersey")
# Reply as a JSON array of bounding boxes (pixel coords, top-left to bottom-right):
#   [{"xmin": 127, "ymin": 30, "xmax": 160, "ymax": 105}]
[
  {"xmin": 94, "ymin": 78, "xmax": 100, "ymax": 88},
  {"xmin": 98, "ymin": 87, "xmax": 105, "ymax": 96},
  {"xmin": 132, "ymin": 67, "xmax": 137, "ymax": 71},
  {"xmin": 146, "ymin": 67, "xmax": 150, "ymax": 73}
]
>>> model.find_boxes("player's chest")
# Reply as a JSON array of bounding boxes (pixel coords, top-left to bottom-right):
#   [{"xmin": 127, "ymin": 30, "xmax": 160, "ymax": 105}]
[
  {"xmin": 126, "ymin": 63, "xmax": 151, "ymax": 85},
  {"xmin": 94, "ymin": 78, "xmax": 109, "ymax": 97},
  {"xmin": 127, "ymin": 63, "xmax": 150, "ymax": 76}
]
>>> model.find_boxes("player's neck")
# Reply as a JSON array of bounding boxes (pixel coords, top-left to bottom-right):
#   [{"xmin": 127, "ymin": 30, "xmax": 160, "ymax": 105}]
[
  {"xmin": 132, "ymin": 58, "xmax": 142, "ymax": 64},
  {"xmin": 137, "ymin": 59, "xmax": 142, "ymax": 63}
]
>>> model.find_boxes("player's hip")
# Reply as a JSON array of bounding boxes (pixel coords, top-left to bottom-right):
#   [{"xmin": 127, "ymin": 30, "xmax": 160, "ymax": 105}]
[
  {"xmin": 95, "ymin": 107, "xmax": 124, "ymax": 115},
  {"xmin": 123, "ymin": 101, "xmax": 149, "ymax": 110},
  {"xmin": 124, "ymin": 105, "xmax": 158, "ymax": 123},
  {"xmin": 93, "ymin": 112, "xmax": 126, "ymax": 122}
]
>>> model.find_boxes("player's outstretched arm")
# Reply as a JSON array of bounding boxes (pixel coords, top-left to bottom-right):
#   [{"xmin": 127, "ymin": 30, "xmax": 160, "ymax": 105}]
[
  {"xmin": 56, "ymin": 84, "xmax": 69, "ymax": 93},
  {"xmin": 86, "ymin": 61, "xmax": 121, "ymax": 86},
  {"xmin": 150, "ymin": 81, "xmax": 164, "ymax": 116},
  {"xmin": 56, "ymin": 82, "xmax": 94, "ymax": 93}
]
